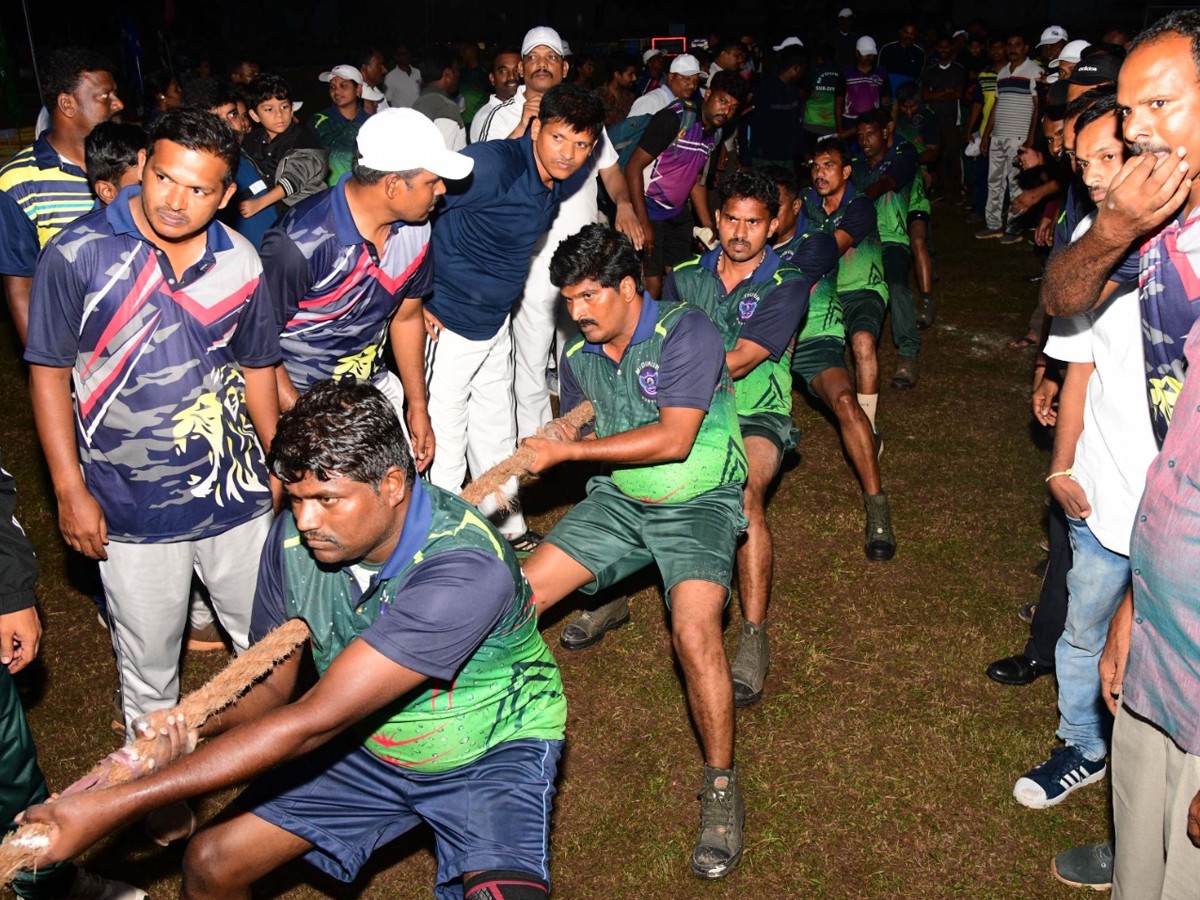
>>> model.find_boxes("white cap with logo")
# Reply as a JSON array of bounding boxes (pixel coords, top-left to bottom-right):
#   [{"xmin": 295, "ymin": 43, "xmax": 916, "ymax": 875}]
[
  {"xmin": 361, "ymin": 83, "xmax": 385, "ymax": 102},
  {"xmin": 522, "ymin": 26, "xmax": 565, "ymax": 57},
  {"xmin": 355, "ymin": 109, "xmax": 474, "ymax": 180},
  {"xmin": 856, "ymin": 36, "xmax": 878, "ymax": 57},
  {"xmin": 1038, "ymin": 25, "xmax": 1069, "ymax": 47},
  {"xmin": 669, "ymin": 54, "xmax": 701, "ymax": 76},
  {"xmin": 319, "ymin": 65, "xmax": 364, "ymax": 85}
]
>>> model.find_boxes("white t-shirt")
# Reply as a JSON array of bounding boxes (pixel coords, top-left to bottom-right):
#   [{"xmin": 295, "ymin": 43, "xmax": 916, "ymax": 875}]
[
  {"xmin": 1043, "ymin": 212, "xmax": 1158, "ymax": 555},
  {"xmin": 384, "ymin": 66, "xmax": 422, "ymax": 109},
  {"xmin": 629, "ymin": 84, "xmax": 674, "ymax": 118}
]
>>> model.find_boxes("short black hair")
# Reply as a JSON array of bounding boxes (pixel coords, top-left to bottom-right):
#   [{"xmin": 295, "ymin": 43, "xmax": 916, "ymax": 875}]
[
  {"xmin": 713, "ymin": 37, "xmax": 744, "ymax": 56},
  {"xmin": 1073, "ymin": 89, "xmax": 1120, "ymax": 139},
  {"xmin": 146, "ymin": 107, "xmax": 239, "ymax": 189},
  {"xmin": 358, "ymin": 46, "xmax": 384, "ymax": 68},
  {"xmin": 1065, "ymin": 84, "xmax": 1116, "ymax": 123},
  {"xmin": 608, "ymin": 53, "xmax": 637, "ymax": 77},
  {"xmin": 550, "ymin": 223, "xmax": 643, "ymax": 294},
  {"xmin": 763, "ymin": 165, "xmax": 799, "ymax": 200},
  {"xmin": 1132, "ymin": 9, "xmax": 1200, "ymax": 78},
  {"xmin": 538, "ymin": 83, "xmax": 605, "ymax": 140},
  {"xmin": 708, "ymin": 69, "xmax": 750, "ymax": 106},
  {"xmin": 417, "ymin": 49, "xmax": 458, "ymax": 84},
  {"xmin": 243, "ymin": 73, "xmax": 292, "ymax": 110},
  {"xmin": 857, "ymin": 107, "xmax": 892, "ymax": 129},
  {"xmin": 719, "ymin": 169, "xmax": 781, "ymax": 219},
  {"xmin": 85, "ymin": 122, "xmax": 145, "ymax": 189},
  {"xmin": 896, "ymin": 81, "xmax": 921, "ymax": 104},
  {"xmin": 270, "ymin": 379, "xmax": 415, "ymax": 489},
  {"xmin": 180, "ymin": 77, "xmax": 220, "ymax": 110},
  {"xmin": 41, "ymin": 47, "xmax": 117, "ymax": 111},
  {"xmin": 812, "ymin": 136, "xmax": 852, "ymax": 167},
  {"xmin": 144, "ymin": 70, "xmax": 179, "ymax": 103}
]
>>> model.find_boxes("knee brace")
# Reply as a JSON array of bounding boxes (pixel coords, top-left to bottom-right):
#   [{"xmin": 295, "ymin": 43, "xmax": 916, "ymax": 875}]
[{"xmin": 464, "ymin": 869, "xmax": 549, "ymax": 900}]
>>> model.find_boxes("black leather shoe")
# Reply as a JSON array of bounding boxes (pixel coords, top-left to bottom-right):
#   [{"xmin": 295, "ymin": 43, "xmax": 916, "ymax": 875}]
[{"xmin": 986, "ymin": 654, "xmax": 1055, "ymax": 686}]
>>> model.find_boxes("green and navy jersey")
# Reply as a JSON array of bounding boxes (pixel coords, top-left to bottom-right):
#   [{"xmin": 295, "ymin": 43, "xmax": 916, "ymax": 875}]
[
  {"xmin": 312, "ymin": 105, "xmax": 370, "ymax": 186},
  {"xmin": 0, "ymin": 134, "xmax": 96, "ymax": 277},
  {"xmin": 251, "ymin": 478, "xmax": 565, "ymax": 773},
  {"xmin": 559, "ymin": 296, "xmax": 747, "ymax": 503},
  {"xmin": 776, "ymin": 225, "xmax": 844, "ymax": 341},
  {"xmin": 908, "ymin": 173, "xmax": 930, "ymax": 216},
  {"xmin": 802, "ymin": 183, "xmax": 888, "ymax": 303},
  {"xmin": 260, "ymin": 173, "xmax": 433, "ymax": 393},
  {"xmin": 852, "ymin": 140, "xmax": 919, "ymax": 247},
  {"xmin": 666, "ymin": 241, "xmax": 837, "ymax": 417}
]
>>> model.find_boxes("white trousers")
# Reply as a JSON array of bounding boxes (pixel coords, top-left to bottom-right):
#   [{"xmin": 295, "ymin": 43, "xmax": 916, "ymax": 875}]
[
  {"xmin": 425, "ymin": 319, "xmax": 525, "ymax": 536},
  {"xmin": 100, "ymin": 512, "xmax": 273, "ymax": 737}
]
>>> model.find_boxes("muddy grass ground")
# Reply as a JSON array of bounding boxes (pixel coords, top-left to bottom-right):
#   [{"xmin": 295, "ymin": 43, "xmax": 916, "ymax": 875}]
[{"xmin": 5, "ymin": 201, "xmax": 1109, "ymax": 898}]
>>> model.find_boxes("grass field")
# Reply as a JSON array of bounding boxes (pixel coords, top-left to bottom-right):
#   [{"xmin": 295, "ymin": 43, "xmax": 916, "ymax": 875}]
[{"xmin": 6, "ymin": 199, "xmax": 1111, "ymax": 898}]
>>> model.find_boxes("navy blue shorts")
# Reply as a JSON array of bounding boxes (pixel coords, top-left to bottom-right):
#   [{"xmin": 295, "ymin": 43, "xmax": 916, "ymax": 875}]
[{"xmin": 236, "ymin": 734, "xmax": 563, "ymax": 899}]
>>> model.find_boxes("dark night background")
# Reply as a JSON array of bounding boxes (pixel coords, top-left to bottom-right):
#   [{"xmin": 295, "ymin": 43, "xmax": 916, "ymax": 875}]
[{"xmin": 0, "ymin": 0, "xmax": 1181, "ymax": 129}]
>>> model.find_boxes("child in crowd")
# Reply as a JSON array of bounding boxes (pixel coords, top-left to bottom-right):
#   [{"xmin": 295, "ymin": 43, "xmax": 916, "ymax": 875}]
[{"xmin": 83, "ymin": 121, "xmax": 146, "ymax": 206}]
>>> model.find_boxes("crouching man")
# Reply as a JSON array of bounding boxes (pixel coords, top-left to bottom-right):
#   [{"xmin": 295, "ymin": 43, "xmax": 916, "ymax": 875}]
[{"xmin": 25, "ymin": 379, "xmax": 566, "ymax": 900}]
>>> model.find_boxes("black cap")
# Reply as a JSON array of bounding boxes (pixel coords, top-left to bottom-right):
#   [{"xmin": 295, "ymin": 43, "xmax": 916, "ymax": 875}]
[{"xmin": 1068, "ymin": 54, "xmax": 1122, "ymax": 86}]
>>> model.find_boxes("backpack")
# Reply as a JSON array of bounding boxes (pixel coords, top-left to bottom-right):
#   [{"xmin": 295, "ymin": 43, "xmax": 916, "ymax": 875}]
[{"xmin": 610, "ymin": 99, "xmax": 700, "ymax": 170}]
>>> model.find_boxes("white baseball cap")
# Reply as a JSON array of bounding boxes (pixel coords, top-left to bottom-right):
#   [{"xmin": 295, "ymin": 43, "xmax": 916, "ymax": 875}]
[
  {"xmin": 856, "ymin": 36, "xmax": 878, "ymax": 57},
  {"xmin": 361, "ymin": 83, "xmax": 385, "ymax": 102},
  {"xmin": 669, "ymin": 54, "xmax": 701, "ymax": 76},
  {"xmin": 522, "ymin": 26, "xmax": 565, "ymax": 57},
  {"xmin": 773, "ymin": 36, "xmax": 804, "ymax": 51},
  {"xmin": 1051, "ymin": 39, "xmax": 1091, "ymax": 67},
  {"xmin": 1038, "ymin": 25, "xmax": 1069, "ymax": 47},
  {"xmin": 838, "ymin": 7, "xmax": 854, "ymax": 17},
  {"xmin": 319, "ymin": 64, "xmax": 363, "ymax": 85},
  {"xmin": 356, "ymin": 109, "xmax": 474, "ymax": 180},
  {"xmin": 643, "ymin": 48, "xmax": 663, "ymax": 64}
]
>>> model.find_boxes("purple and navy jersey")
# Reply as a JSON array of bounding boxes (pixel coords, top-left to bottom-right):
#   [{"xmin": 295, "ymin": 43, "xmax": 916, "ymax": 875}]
[
  {"xmin": 261, "ymin": 174, "xmax": 433, "ymax": 392},
  {"xmin": 25, "ymin": 187, "xmax": 280, "ymax": 543},
  {"xmin": 638, "ymin": 100, "xmax": 721, "ymax": 222},
  {"xmin": 1138, "ymin": 207, "xmax": 1200, "ymax": 446},
  {"xmin": 842, "ymin": 65, "xmax": 889, "ymax": 121}
]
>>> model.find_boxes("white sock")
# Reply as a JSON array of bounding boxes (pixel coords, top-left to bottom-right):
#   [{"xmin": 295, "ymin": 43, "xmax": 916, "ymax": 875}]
[{"xmin": 857, "ymin": 393, "xmax": 878, "ymax": 430}]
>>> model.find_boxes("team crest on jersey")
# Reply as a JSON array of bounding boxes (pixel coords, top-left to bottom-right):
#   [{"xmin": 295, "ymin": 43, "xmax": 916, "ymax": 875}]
[
  {"xmin": 738, "ymin": 292, "xmax": 760, "ymax": 322},
  {"xmin": 637, "ymin": 363, "xmax": 660, "ymax": 398}
]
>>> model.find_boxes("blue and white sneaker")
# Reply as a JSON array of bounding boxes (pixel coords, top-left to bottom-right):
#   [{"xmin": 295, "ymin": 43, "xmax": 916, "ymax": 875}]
[{"xmin": 1014, "ymin": 745, "xmax": 1106, "ymax": 809}]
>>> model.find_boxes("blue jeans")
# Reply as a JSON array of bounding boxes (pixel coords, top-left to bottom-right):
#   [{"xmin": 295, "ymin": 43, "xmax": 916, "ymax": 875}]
[{"xmin": 1056, "ymin": 516, "xmax": 1131, "ymax": 761}]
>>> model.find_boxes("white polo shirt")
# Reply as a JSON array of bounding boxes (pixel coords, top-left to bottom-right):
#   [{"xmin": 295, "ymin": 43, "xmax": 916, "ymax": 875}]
[
  {"xmin": 1043, "ymin": 212, "xmax": 1158, "ymax": 555},
  {"xmin": 384, "ymin": 66, "xmax": 422, "ymax": 109}
]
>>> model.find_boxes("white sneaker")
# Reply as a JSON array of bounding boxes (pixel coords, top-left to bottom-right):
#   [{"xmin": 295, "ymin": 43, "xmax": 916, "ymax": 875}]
[{"xmin": 63, "ymin": 869, "xmax": 148, "ymax": 900}]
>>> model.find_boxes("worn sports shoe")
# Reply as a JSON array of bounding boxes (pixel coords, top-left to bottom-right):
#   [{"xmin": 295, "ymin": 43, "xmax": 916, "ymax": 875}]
[
  {"xmin": 693, "ymin": 765, "xmax": 744, "ymax": 880},
  {"xmin": 975, "ymin": 227, "xmax": 1004, "ymax": 239},
  {"xmin": 1014, "ymin": 745, "xmax": 1107, "ymax": 809},
  {"xmin": 63, "ymin": 868, "xmax": 148, "ymax": 899},
  {"xmin": 1052, "ymin": 841, "xmax": 1113, "ymax": 891},
  {"xmin": 915, "ymin": 294, "xmax": 936, "ymax": 329},
  {"xmin": 507, "ymin": 530, "xmax": 544, "ymax": 558},
  {"xmin": 559, "ymin": 595, "xmax": 630, "ymax": 651},
  {"xmin": 891, "ymin": 357, "xmax": 918, "ymax": 390},
  {"xmin": 1000, "ymin": 229, "xmax": 1025, "ymax": 245},
  {"xmin": 864, "ymin": 492, "xmax": 896, "ymax": 561},
  {"xmin": 731, "ymin": 621, "xmax": 769, "ymax": 707}
]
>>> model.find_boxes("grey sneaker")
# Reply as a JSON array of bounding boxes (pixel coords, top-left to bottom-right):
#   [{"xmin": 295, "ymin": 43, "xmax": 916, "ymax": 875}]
[
  {"xmin": 865, "ymin": 492, "xmax": 896, "ymax": 561},
  {"xmin": 731, "ymin": 621, "xmax": 769, "ymax": 707},
  {"xmin": 1052, "ymin": 841, "xmax": 1113, "ymax": 891},
  {"xmin": 915, "ymin": 294, "xmax": 936, "ymax": 329},
  {"xmin": 692, "ymin": 765, "xmax": 744, "ymax": 880},
  {"xmin": 891, "ymin": 357, "xmax": 918, "ymax": 390},
  {"xmin": 559, "ymin": 595, "xmax": 630, "ymax": 651},
  {"xmin": 63, "ymin": 869, "xmax": 148, "ymax": 900},
  {"xmin": 1000, "ymin": 229, "xmax": 1025, "ymax": 245}
]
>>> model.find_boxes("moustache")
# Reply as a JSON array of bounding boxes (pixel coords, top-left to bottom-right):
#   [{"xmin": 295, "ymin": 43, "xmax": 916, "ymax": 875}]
[
  {"xmin": 1130, "ymin": 141, "xmax": 1172, "ymax": 157},
  {"xmin": 577, "ymin": 318, "xmax": 599, "ymax": 328}
]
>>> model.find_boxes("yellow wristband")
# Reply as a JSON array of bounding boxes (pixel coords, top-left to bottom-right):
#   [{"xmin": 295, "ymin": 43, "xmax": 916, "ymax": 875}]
[{"xmin": 1045, "ymin": 469, "xmax": 1073, "ymax": 483}]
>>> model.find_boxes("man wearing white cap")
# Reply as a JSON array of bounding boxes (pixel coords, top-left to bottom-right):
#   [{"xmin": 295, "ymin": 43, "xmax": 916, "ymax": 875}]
[
  {"xmin": 629, "ymin": 53, "xmax": 702, "ymax": 117},
  {"xmin": 635, "ymin": 47, "xmax": 666, "ymax": 97},
  {"xmin": 312, "ymin": 65, "xmax": 370, "ymax": 185},
  {"xmin": 470, "ymin": 25, "xmax": 643, "ymax": 450},
  {"xmin": 831, "ymin": 7, "xmax": 858, "ymax": 66},
  {"xmin": 1037, "ymin": 25, "xmax": 1069, "ymax": 69},
  {"xmin": 1048, "ymin": 39, "xmax": 1090, "ymax": 83},
  {"xmin": 840, "ymin": 35, "xmax": 890, "ymax": 135},
  {"xmin": 259, "ymin": 109, "xmax": 471, "ymax": 478}
]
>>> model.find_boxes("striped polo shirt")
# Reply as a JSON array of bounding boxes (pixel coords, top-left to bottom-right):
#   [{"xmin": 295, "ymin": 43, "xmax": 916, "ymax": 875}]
[
  {"xmin": 260, "ymin": 172, "xmax": 434, "ymax": 392},
  {"xmin": 0, "ymin": 134, "xmax": 96, "ymax": 277},
  {"xmin": 24, "ymin": 186, "xmax": 281, "ymax": 543},
  {"xmin": 991, "ymin": 59, "xmax": 1042, "ymax": 141}
]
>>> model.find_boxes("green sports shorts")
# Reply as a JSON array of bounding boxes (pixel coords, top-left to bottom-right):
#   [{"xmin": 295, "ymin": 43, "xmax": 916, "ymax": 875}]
[
  {"xmin": 840, "ymin": 288, "xmax": 887, "ymax": 338},
  {"xmin": 544, "ymin": 476, "xmax": 747, "ymax": 603},
  {"xmin": 789, "ymin": 334, "xmax": 848, "ymax": 394},
  {"xmin": 738, "ymin": 411, "xmax": 800, "ymax": 455}
]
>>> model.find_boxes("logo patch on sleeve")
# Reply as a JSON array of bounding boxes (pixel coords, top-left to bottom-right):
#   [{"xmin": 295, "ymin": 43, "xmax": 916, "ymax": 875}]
[{"xmin": 637, "ymin": 362, "xmax": 660, "ymax": 398}]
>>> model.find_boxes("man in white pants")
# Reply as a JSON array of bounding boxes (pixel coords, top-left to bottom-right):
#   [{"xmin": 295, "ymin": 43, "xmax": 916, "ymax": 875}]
[
  {"xmin": 472, "ymin": 25, "xmax": 643, "ymax": 442},
  {"xmin": 423, "ymin": 81, "xmax": 607, "ymax": 548}
]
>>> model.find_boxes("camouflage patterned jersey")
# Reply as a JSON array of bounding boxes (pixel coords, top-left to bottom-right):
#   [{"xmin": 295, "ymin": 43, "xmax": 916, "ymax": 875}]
[
  {"xmin": 560, "ymin": 296, "xmax": 747, "ymax": 503},
  {"xmin": 25, "ymin": 187, "xmax": 281, "ymax": 542},
  {"xmin": 261, "ymin": 173, "xmax": 434, "ymax": 394}
]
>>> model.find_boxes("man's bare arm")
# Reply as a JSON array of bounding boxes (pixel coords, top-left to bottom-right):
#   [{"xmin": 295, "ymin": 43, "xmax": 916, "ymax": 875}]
[
  {"xmin": 3, "ymin": 275, "xmax": 31, "ymax": 348},
  {"xmin": 524, "ymin": 405, "xmax": 706, "ymax": 472}
]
